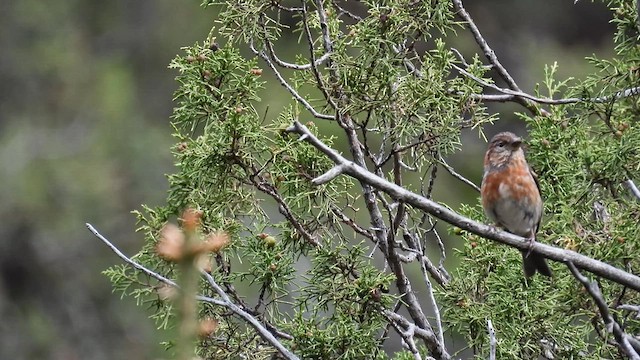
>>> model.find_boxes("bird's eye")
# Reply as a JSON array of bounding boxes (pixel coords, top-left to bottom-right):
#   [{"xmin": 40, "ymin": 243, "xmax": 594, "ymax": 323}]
[{"xmin": 497, "ymin": 141, "xmax": 505, "ymax": 148}]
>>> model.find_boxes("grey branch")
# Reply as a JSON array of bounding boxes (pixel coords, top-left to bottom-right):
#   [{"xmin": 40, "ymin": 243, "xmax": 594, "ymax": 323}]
[
  {"xmin": 625, "ymin": 180, "xmax": 640, "ymax": 201},
  {"xmin": 200, "ymin": 271, "xmax": 298, "ymax": 358},
  {"xmin": 86, "ymin": 223, "xmax": 299, "ymax": 360},
  {"xmin": 438, "ymin": 155, "xmax": 480, "ymax": 192},
  {"xmin": 86, "ymin": 223, "xmax": 179, "ymax": 288},
  {"xmin": 451, "ymin": 0, "xmax": 540, "ymax": 114},
  {"xmin": 451, "ymin": 0, "xmax": 520, "ymax": 92},
  {"xmin": 467, "ymin": 86, "xmax": 640, "ymax": 105},
  {"xmin": 285, "ymin": 120, "xmax": 640, "ymax": 291},
  {"xmin": 265, "ymin": 32, "xmax": 331, "ymax": 70},
  {"xmin": 384, "ymin": 310, "xmax": 448, "ymax": 358},
  {"xmin": 250, "ymin": 41, "xmax": 334, "ymax": 121},
  {"xmin": 618, "ymin": 304, "xmax": 640, "ymax": 319},
  {"xmin": 567, "ymin": 262, "xmax": 640, "ymax": 359},
  {"xmin": 454, "ymin": 62, "xmax": 640, "ymax": 105},
  {"xmin": 487, "ymin": 319, "xmax": 496, "ymax": 360}
]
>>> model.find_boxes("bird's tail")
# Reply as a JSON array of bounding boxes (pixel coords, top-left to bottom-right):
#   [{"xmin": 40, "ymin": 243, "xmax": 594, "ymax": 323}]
[{"xmin": 521, "ymin": 252, "xmax": 552, "ymax": 278}]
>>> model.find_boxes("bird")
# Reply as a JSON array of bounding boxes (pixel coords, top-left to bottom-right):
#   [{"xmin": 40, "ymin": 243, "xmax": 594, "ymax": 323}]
[{"xmin": 480, "ymin": 132, "xmax": 552, "ymax": 278}]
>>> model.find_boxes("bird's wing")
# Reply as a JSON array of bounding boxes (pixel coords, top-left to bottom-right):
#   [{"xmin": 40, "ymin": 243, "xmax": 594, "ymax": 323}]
[{"xmin": 529, "ymin": 165, "xmax": 543, "ymax": 233}]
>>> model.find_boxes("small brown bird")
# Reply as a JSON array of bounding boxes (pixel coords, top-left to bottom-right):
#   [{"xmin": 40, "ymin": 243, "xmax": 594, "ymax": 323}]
[{"xmin": 481, "ymin": 132, "xmax": 552, "ymax": 277}]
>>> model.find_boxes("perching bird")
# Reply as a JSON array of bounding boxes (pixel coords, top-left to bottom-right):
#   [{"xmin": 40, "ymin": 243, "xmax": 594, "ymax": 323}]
[{"xmin": 481, "ymin": 132, "xmax": 552, "ymax": 277}]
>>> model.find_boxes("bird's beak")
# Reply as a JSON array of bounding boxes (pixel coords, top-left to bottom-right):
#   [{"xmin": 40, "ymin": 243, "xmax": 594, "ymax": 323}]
[{"xmin": 511, "ymin": 137, "xmax": 522, "ymax": 148}]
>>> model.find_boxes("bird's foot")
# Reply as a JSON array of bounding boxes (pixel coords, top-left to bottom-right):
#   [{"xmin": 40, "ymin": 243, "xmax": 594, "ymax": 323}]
[{"xmin": 524, "ymin": 236, "xmax": 536, "ymax": 258}]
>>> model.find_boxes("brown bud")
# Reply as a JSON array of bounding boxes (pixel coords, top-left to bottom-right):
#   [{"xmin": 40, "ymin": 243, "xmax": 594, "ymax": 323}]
[
  {"xmin": 257, "ymin": 233, "xmax": 269, "ymax": 240},
  {"xmin": 269, "ymin": 263, "xmax": 277, "ymax": 271},
  {"xmin": 182, "ymin": 208, "xmax": 203, "ymax": 232},
  {"xmin": 197, "ymin": 254, "xmax": 212, "ymax": 273},
  {"xmin": 470, "ymin": 241, "xmax": 477, "ymax": 249},
  {"xmin": 235, "ymin": 106, "xmax": 243, "ymax": 114},
  {"xmin": 198, "ymin": 317, "xmax": 219, "ymax": 338},
  {"xmin": 186, "ymin": 55, "xmax": 196, "ymax": 63},
  {"xmin": 202, "ymin": 231, "xmax": 230, "ymax": 253},
  {"xmin": 157, "ymin": 223, "xmax": 185, "ymax": 261},
  {"xmin": 202, "ymin": 70, "xmax": 212, "ymax": 79},
  {"xmin": 615, "ymin": 130, "xmax": 623, "ymax": 138},
  {"xmin": 617, "ymin": 237, "xmax": 625, "ymax": 244},
  {"xmin": 176, "ymin": 142, "xmax": 188, "ymax": 152},
  {"xmin": 156, "ymin": 284, "xmax": 178, "ymax": 301},
  {"xmin": 196, "ymin": 53, "xmax": 206, "ymax": 62},
  {"xmin": 541, "ymin": 139, "xmax": 550, "ymax": 147},
  {"xmin": 250, "ymin": 68, "xmax": 263, "ymax": 76},
  {"xmin": 370, "ymin": 288, "xmax": 381, "ymax": 302}
]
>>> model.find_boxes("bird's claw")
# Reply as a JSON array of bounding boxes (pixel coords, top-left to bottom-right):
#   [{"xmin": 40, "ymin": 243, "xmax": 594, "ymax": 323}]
[{"xmin": 524, "ymin": 236, "xmax": 535, "ymax": 258}]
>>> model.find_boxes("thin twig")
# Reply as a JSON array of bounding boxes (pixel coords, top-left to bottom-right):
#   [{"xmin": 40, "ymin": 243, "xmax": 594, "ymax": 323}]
[
  {"xmin": 415, "ymin": 234, "xmax": 444, "ymax": 345},
  {"xmin": 86, "ymin": 223, "xmax": 299, "ymax": 360},
  {"xmin": 438, "ymin": 155, "xmax": 480, "ymax": 192},
  {"xmin": 300, "ymin": 1, "xmax": 339, "ymax": 110},
  {"xmin": 487, "ymin": 319, "xmax": 496, "ymax": 360},
  {"xmin": 86, "ymin": 223, "xmax": 179, "ymax": 287},
  {"xmin": 264, "ymin": 35, "xmax": 331, "ymax": 70},
  {"xmin": 454, "ymin": 62, "xmax": 640, "ymax": 105},
  {"xmin": 567, "ymin": 262, "xmax": 640, "ymax": 359},
  {"xmin": 451, "ymin": 0, "xmax": 540, "ymax": 114},
  {"xmin": 249, "ymin": 41, "xmax": 334, "ymax": 121},
  {"xmin": 624, "ymin": 180, "xmax": 640, "ymax": 201}
]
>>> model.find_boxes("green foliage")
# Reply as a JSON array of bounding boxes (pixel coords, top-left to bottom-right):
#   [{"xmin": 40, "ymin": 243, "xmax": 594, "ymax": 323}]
[
  {"xmin": 105, "ymin": 0, "xmax": 640, "ymax": 359},
  {"xmin": 438, "ymin": 1, "xmax": 640, "ymax": 358}
]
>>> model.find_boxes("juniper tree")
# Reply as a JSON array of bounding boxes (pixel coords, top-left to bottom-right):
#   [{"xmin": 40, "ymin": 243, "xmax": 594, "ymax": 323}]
[{"xmin": 94, "ymin": 0, "xmax": 640, "ymax": 359}]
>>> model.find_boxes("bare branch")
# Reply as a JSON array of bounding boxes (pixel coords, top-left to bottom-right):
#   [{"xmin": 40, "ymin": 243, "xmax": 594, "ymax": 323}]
[
  {"xmin": 250, "ymin": 41, "xmax": 334, "ymax": 121},
  {"xmin": 452, "ymin": 54, "xmax": 640, "ymax": 107},
  {"xmin": 329, "ymin": 204, "xmax": 375, "ymax": 240},
  {"xmin": 264, "ymin": 32, "xmax": 331, "ymax": 70},
  {"xmin": 384, "ymin": 310, "xmax": 448, "ymax": 358},
  {"xmin": 487, "ymin": 319, "xmax": 497, "ymax": 360},
  {"xmin": 314, "ymin": 0, "xmax": 334, "ymax": 55},
  {"xmin": 86, "ymin": 223, "xmax": 299, "ymax": 360},
  {"xmin": 418, "ymin": 240, "xmax": 444, "ymax": 345},
  {"xmin": 86, "ymin": 223, "xmax": 179, "ymax": 288},
  {"xmin": 451, "ymin": 0, "xmax": 541, "ymax": 114},
  {"xmin": 438, "ymin": 155, "xmax": 480, "ymax": 192},
  {"xmin": 567, "ymin": 262, "xmax": 640, "ymax": 359},
  {"xmin": 624, "ymin": 180, "xmax": 640, "ymax": 201},
  {"xmin": 331, "ymin": 1, "xmax": 363, "ymax": 21},
  {"xmin": 300, "ymin": 2, "xmax": 339, "ymax": 110},
  {"xmin": 618, "ymin": 304, "xmax": 640, "ymax": 319},
  {"xmin": 454, "ymin": 63, "xmax": 640, "ymax": 106},
  {"xmin": 286, "ymin": 120, "xmax": 640, "ymax": 291}
]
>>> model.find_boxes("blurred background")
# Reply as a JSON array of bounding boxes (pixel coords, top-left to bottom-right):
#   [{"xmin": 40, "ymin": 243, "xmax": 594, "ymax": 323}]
[{"xmin": 0, "ymin": 1, "xmax": 614, "ymax": 359}]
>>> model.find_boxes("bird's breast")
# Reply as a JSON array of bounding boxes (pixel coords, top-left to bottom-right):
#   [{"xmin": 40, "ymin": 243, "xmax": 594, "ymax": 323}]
[{"xmin": 481, "ymin": 162, "xmax": 542, "ymax": 236}]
